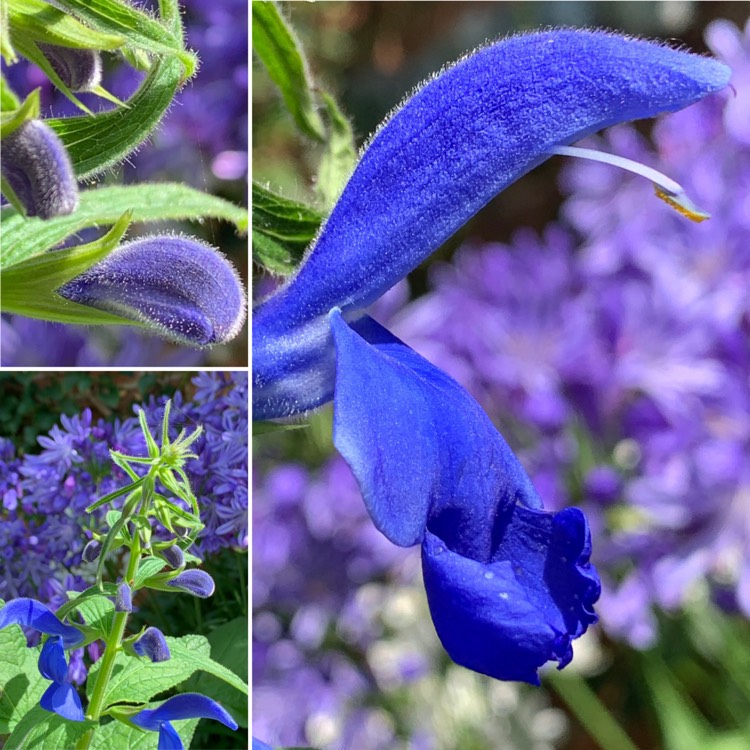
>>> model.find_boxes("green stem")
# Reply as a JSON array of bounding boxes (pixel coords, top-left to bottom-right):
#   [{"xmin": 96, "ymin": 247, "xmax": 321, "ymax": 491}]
[
  {"xmin": 546, "ymin": 670, "xmax": 639, "ymax": 750},
  {"xmin": 76, "ymin": 529, "xmax": 142, "ymax": 750}
]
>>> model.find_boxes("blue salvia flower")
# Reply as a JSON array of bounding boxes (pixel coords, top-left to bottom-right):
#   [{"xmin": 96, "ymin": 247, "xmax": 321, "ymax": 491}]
[
  {"xmin": 57, "ymin": 235, "xmax": 247, "ymax": 347},
  {"xmin": 38, "ymin": 636, "xmax": 85, "ymax": 721},
  {"xmin": 131, "ymin": 693, "xmax": 238, "ymax": 750},
  {"xmin": 38, "ymin": 44, "xmax": 102, "ymax": 93},
  {"xmin": 0, "ymin": 598, "xmax": 85, "ymax": 720},
  {"xmin": 115, "ymin": 581, "xmax": 132, "ymax": 612},
  {"xmin": 165, "ymin": 569, "xmax": 215, "ymax": 598},
  {"xmin": 253, "ymin": 29, "xmax": 730, "ymax": 682},
  {"xmin": 133, "ymin": 626, "xmax": 171, "ymax": 663},
  {"xmin": 1, "ymin": 120, "xmax": 79, "ymax": 219},
  {"xmin": 161, "ymin": 543, "xmax": 185, "ymax": 569}
]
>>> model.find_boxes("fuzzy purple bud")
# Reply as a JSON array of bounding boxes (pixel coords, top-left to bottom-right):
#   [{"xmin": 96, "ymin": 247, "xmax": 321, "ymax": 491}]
[
  {"xmin": 166, "ymin": 569, "xmax": 215, "ymax": 598},
  {"xmin": 1, "ymin": 120, "xmax": 79, "ymax": 219},
  {"xmin": 161, "ymin": 544, "xmax": 184, "ymax": 569},
  {"xmin": 38, "ymin": 44, "xmax": 102, "ymax": 92},
  {"xmin": 115, "ymin": 581, "xmax": 132, "ymax": 612},
  {"xmin": 81, "ymin": 539, "xmax": 102, "ymax": 563},
  {"xmin": 56, "ymin": 236, "xmax": 246, "ymax": 347},
  {"xmin": 133, "ymin": 626, "xmax": 171, "ymax": 662}
]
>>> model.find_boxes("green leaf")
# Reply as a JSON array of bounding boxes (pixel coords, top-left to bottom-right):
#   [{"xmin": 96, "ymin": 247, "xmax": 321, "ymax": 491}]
[
  {"xmin": 252, "ymin": 182, "xmax": 323, "ymax": 274},
  {"xmin": 316, "ymin": 90, "xmax": 358, "ymax": 209},
  {"xmin": 133, "ymin": 557, "xmax": 167, "ymax": 588},
  {"xmin": 7, "ymin": 0, "xmax": 125, "ymax": 50},
  {"xmin": 0, "ymin": 613, "xmax": 47, "ymax": 734},
  {"xmin": 182, "ymin": 617, "xmax": 248, "ymax": 728},
  {"xmin": 5, "ymin": 706, "xmax": 93, "ymax": 750},
  {"xmin": 55, "ymin": 584, "xmax": 118, "ymax": 625},
  {"xmin": 252, "ymin": 1, "xmax": 325, "ymax": 141},
  {"xmin": 1, "ymin": 183, "xmax": 248, "ymax": 270},
  {"xmin": 46, "ymin": 54, "xmax": 182, "ymax": 179},
  {"xmin": 69, "ymin": 589, "xmax": 115, "ymax": 638},
  {"xmin": 89, "ymin": 714, "xmax": 199, "ymax": 750},
  {"xmin": 50, "ymin": 0, "xmax": 196, "ymax": 79}
]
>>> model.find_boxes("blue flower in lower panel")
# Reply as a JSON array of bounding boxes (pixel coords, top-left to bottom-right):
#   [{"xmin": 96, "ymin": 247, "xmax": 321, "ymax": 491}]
[
  {"xmin": 0, "ymin": 598, "xmax": 85, "ymax": 720},
  {"xmin": 131, "ymin": 693, "xmax": 238, "ymax": 750},
  {"xmin": 253, "ymin": 29, "xmax": 730, "ymax": 682}
]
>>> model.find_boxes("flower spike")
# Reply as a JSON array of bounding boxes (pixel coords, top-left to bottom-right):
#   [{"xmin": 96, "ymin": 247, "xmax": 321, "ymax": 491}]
[{"xmin": 57, "ymin": 235, "xmax": 247, "ymax": 347}]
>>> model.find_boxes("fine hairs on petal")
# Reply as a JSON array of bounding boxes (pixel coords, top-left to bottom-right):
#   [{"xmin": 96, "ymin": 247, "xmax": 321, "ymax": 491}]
[
  {"xmin": 1, "ymin": 120, "xmax": 79, "ymax": 219},
  {"xmin": 57, "ymin": 234, "xmax": 247, "ymax": 347}
]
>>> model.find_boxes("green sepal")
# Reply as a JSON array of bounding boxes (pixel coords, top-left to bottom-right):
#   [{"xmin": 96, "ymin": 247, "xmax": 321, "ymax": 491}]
[
  {"xmin": 0, "ymin": 212, "xmax": 143, "ymax": 327},
  {"xmin": 0, "ymin": 87, "xmax": 40, "ymax": 137},
  {"xmin": 132, "ymin": 556, "xmax": 167, "ymax": 588},
  {"xmin": 0, "ymin": 71, "xmax": 20, "ymax": 111},
  {"xmin": 6, "ymin": 0, "xmax": 125, "ymax": 50},
  {"xmin": 252, "ymin": 0, "xmax": 326, "ymax": 141},
  {"xmin": 252, "ymin": 182, "xmax": 323, "ymax": 274},
  {"xmin": 316, "ymin": 90, "xmax": 358, "ymax": 209},
  {"xmin": 86, "ymin": 475, "xmax": 147, "ymax": 514}
]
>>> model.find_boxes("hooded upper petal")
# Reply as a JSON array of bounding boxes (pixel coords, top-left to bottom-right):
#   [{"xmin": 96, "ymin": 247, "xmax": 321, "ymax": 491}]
[
  {"xmin": 0, "ymin": 598, "xmax": 84, "ymax": 649},
  {"xmin": 329, "ymin": 312, "xmax": 599, "ymax": 679},
  {"xmin": 253, "ymin": 28, "xmax": 730, "ymax": 419},
  {"xmin": 131, "ymin": 693, "xmax": 238, "ymax": 741},
  {"xmin": 57, "ymin": 236, "xmax": 246, "ymax": 347}
]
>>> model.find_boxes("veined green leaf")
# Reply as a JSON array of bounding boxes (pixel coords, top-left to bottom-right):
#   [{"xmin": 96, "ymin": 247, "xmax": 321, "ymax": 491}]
[
  {"xmin": 252, "ymin": 1, "xmax": 325, "ymax": 141},
  {"xmin": 51, "ymin": 0, "xmax": 197, "ymax": 79},
  {"xmin": 89, "ymin": 715, "xmax": 198, "ymax": 750},
  {"xmin": 7, "ymin": 0, "xmax": 125, "ymax": 50},
  {"xmin": 252, "ymin": 182, "xmax": 323, "ymax": 274},
  {"xmin": 1, "ymin": 183, "xmax": 248, "ymax": 270},
  {"xmin": 5, "ymin": 706, "xmax": 92, "ymax": 750},
  {"xmin": 46, "ymin": 55, "xmax": 182, "ymax": 179}
]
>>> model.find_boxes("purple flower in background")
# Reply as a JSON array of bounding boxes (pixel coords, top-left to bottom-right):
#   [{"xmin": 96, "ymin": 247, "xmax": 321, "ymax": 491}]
[{"xmin": 57, "ymin": 236, "xmax": 247, "ymax": 348}]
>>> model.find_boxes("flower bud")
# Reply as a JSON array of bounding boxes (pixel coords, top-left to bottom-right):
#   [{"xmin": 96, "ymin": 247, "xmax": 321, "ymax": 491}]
[
  {"xmin": 38, "ymin": 44, "xmax": 102, "ymax": 93},
  {"xmin": 166, "ymin": 569, "xmax": 215, "ymax": 598},
  {"xmin": 81, "ymin": 539, "xmax": 102, "ymax": 563},
  {"xmin": 133, "ymin": 627, "xmax": 171, "ymax": 663},
  {"xmin": 57, "ymin": 236, "xmax": 246, "ymax": 347},
  {"xmin": 161, "ymin": 544, "xmax": 184, "ymax": 569},
  {"xmin": 1, "ymin": 120, "xmax": 79, "ymax": 219},
  {"xmin": 115, "ymin": 581, "xmax": 132, "ymax": 613}
]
